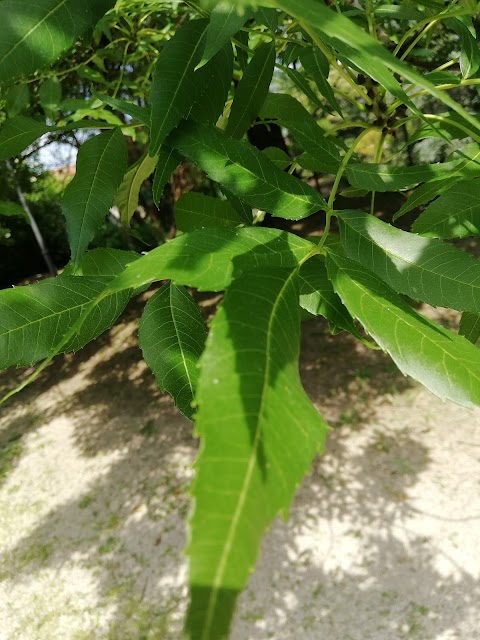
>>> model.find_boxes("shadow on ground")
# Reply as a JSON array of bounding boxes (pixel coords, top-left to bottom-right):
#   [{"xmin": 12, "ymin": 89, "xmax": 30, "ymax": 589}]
[{"xmin": 0, "ymin": 297, "xmax": 479, "ymax": 639}]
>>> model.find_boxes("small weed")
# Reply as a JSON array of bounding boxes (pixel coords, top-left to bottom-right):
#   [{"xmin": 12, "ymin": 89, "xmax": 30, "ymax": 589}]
[
  {"xmin": 78, "ymin": 495, "xmax": 94, "ymax": 509},
  {"xmin": 140, "ymin": 420, "xmax": 158, "ymax": 437},
  {"xmin": 98, "ymin": 536, "xmax": 120, "ymax": 554}
]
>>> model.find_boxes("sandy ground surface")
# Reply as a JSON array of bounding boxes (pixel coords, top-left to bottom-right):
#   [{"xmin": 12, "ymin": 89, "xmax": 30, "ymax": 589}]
[{"xmin": 0, "ymin": 298, "xmax": 479, "ymax": 640}]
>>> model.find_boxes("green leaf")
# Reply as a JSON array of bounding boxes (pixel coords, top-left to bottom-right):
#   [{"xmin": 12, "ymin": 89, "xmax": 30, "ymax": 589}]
[
  {"xmin": 198, "ymin": 1, "xmax": 251, "ymax": 69},
  {"xmin": 282, "ymin": 65, "xmax": 323, "ymax": 108},
  {"xmin": 149, "ymin": 19, "xmax": 209, "ymax": 155},
  {"xmin": 0, "ymin": 201, "xmax": 28, "ymax": 221},
  {"xmin": 234, "ymin": 29, "xmax": 249, "ymax": 73},
  {"xmin": 221, "ymin": 190, "xmax": 252, "ymax": 225},
  {"xmin": 169, "ymin": 120, "xmax": 326, "ymax": 220},
  {"xmin": 92, "ymin": 91, "xmax": 150, "ymax": 125},
  {"xmin": 139, "ymin": 283, "xmax": 206, "ymax": 419},
  {"xmin": 450, "ymin": 18, "xmax": 480, "ymax": 79},
  {"xmin": 0, "ymin": 116, "xmax": 51, "ymax": 160},
  {"xmin": 187, "ymin": 267, "xmax": 327, "ymax": 639},
  {"xmin": 0, "ymin": 276, "xmax": 130, "ymax": 370},
  {"xmin": 326, "ymin": 248, "xmax": 480, "ymax": 408},
  {"xmin": 116, "ymin": 152, "xmax": 158, "ymax": 226},
  {"xmin": 152, "ymin": 146, "xmax": 181, "ymax": 206},
  {"xmin": 63, "ymin": 128, "xmax": 128, "ymax": 265},
  {"xmin": 226, "ymin": 42, "xmax": 275, "ymax": 139},
  {"xmin": 254, "ymin": 6, "xmax": 279, "ymax": 31},
  {"xmin": 5, "ymin": 86, "xmax": 30, "ymax": 117},
  {"xmin": 459, "ymin": 312, "xmax": 480, "ymax": 346},
  {"xmin": 272, "ymin": 0, "xmax": 480, "ymax": 135},
  {"xmin": 299, "ymin": 256, "xmax": 367, "ymax": 341},
  {"xmin": 338, "ymin": 209, "xmax": 480, "ymax": 313},
  {"xmin": 261, "ymin": 146, "xmax": 292, "ymax": 170},
  {"xmin": 346, "ymin": 144, "xmax": 480, "ymax": 192},
  {"xmin": 393, "ymin": 176, "xmax": 461, "ymax": 221},
  {"xmin": 175, "ymin": 192, "xmax": 244, "ymax": 232},
  {"xmin": 260, "ymin": 93, "xmax": 341, "ymax": 173},
  {"xmin": 411, "ymin": 179, "xmax": 480, "ymax": 238},
  {"xmin": 62, "ymin": 248, "xmax": 140, "ymax": 277},
  {"xmin": 190, "ymin": 40, "xmax": 234, "ymax": 125},
  {"xmin": 0, "ymin": 0, "xmax": 115, "ymax": 84},
  {"xmin": 38, "ymin": 78, "xmax": 62, "ymax": 117},
  {"xmin": 106, "ymin": 227, "xmax": 314, "ymax": 294},
  {"xmin": 299, "ymin": 46, "xmax": 341, "ymax": 115}
]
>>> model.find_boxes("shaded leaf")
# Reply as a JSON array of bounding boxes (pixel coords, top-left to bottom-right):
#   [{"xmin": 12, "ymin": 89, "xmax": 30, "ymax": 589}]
[
  {"xmin": 0, "ymin": 201, "xmax": 28, "ymax": 221},
  {"xmin": 261, "ymin": 146, "xmax": 292, "ymax": 170},
  {"xmin": 116, "ymin": 152, "xmax": 158, "ymax": 226},
  {"xmin": 152, "ymin": 146, "xmax": 182, "ymax": 206},
  {"xmin": 338, "ymin": 209, "xmax": 480, "ymax": 313},
  {"xmin": 63, "ymin": 128, "xmax": 128, "ymax": 265},
  {"xmin": 169, "ymin": 120, "xmax": 326, "ymax": 220},
  {"xmin": 190, "ymin": 40, "xmax": 234, "ymax": 125},
  {"xmin": 62, "ymin": 248, "xmax": 140, "ymax": 277},
  {"xmin": 38, "ymin": 78, "xmax": 61, "ymax": 117},
  {"xmin": 139, "ymin": 283, "xmax": 206, "ymax": 419},
  {"xmin": 459, "ymin": 312, "xmax": 480, "ymax": 346},
  {"xmin": 226, "ymin": 42, "xmax": 275, "ymax": 139},
  {"xmin": 5, "ymin": 86, "xmax": 30, "ymax": 117},
  {"xmin": 0, "ymin": 0, "xmax": 115, "ymax": 83},
  {"xmin": 327, "ymin": 248, "xmax": 480, "ymax": 407},
  {"xmin": 299, "ymin": 46, "xmax": 341, "ymax": 115},
  {"xmin": 92, "ymin": 91, "xmax": 151, "ymax": 125},
  {"xmin": 411, "ymin": 179, "xmax": 480, "ymax": 238},
  {"xmin": 0, "ymin": 116, "xmax": 51, "ymax": 161},
  {"xmin": 198, "ymin": 1, "xmax": 251, "ymax": 69},
  {"xmin": 175, "ymin": 192, "xmax": 243, "ymax": 232},
  {"xmin": 393, "ymin": 176, "xmax": 461, "ymax": 221},
  {"xmin": 187, "ymin": 267, "xmax": 327, "ymax": 639},
  {"xmin": 0, "ymin": 276, "xmax": 130, "ymax": 370}
]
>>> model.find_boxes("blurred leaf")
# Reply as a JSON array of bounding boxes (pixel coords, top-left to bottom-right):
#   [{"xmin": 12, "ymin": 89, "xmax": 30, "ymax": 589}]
[
  {"xmin": 5, "ymin": 86, "xmax": 30, "ymax": 117},
  {"xmin": 38, "ymin": 78, "xmax": 62, "ymax": 117}
]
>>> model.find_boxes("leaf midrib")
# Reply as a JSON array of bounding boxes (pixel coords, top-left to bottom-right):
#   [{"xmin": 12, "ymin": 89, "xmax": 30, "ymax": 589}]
[{"xmin": 201, "ymin": 267, "xmax": 297, "ymax": 639}]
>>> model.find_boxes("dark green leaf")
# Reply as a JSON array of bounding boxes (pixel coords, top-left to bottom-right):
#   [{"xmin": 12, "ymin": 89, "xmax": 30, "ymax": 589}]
[
  {"xmin": 139, "ymin": 283, "xmax": 206, "ymax": 419},
  {"xmin": 62, "ymin": 248, "xmax": 140, "ymax": 277},
  {"xmin": 299, "ymin": 46, "xmax": 341, "ymax": 115},
  {"xmin": 0, "ymin": 116, "xmax": 51, "ymax": 161},
  {"xmin": 187, "ymin": 267, "xmax": 327, "ymax": 639},
  {"xmin": 338, "ymin": 209, "xmax": 480, "ymax": 313},
  {"xmin": 0, "ymin": 201, "xmax": 28, "ymax": 220},
  {"xmin": 5, "ymin": 86, "xmax": 30, "ymax": 117},
  {"xmin": 116, "ymin": 152, "xmax": 158, "ymax": 226},
  {"xmin": 459, "ymin": 312, "xmax": 480, "ymax": 346},
  {"xmin": 393, "ymin": 176, "xmax": 461, "ymax": 221},
  {"xmin": 0, "ymin": 0, "xmax": 115, "ymax": 83},
  {"xmin": 0, "ymin": 276, "xmax": 130, "ymax": 369},
  {"xmin": 175, "ymin": 192, "xmax": 243, "ymax": 232},
  {"xmin": 149, "ymin": 19, "xmax": 209, "ymax": 155},
  {"xmin": 411, "ymin": 179, "xmax": 480, "ymax": 238},
  {"xmin": 169, "ymin": 120, "xmax": 326, "ymax": 219},
  {"xmin": 282, "ymin": 65, "xmax": 323, "ymax": 108},
  {"xmin": 261, "ymin": 146, "xmax": 292, "ymax": 170},
  {"xmin": 38, "ymin": 78, "xmax": 61, "ymax": 117},
  {"xmin": 152, "ymin": 146, "xmax": 181, "ymax": 206},
  {"xmin": 450, "ymin": 18, "xmax": 480, "ymax": 79},
  {"xmin": 327, "ymin": 248, "xmax": 480, "ymax": 407},
  {"xmin": 190, "ymin": 40, "xmax": 234, "ymax": 125},
  {"xmin": 226, "ymin": 42, "xmax": 275, "ymax": 139},
  {"xmin": 63, "ymin": 128, "xmax": 128, "ymax": 265},
  {"xmin": 254, "ymin": 7, "xmax": 279, "ymax": 31},
  {"xmin": 198, "ymin": 1, "xmax": 251, "ymax": 69}
]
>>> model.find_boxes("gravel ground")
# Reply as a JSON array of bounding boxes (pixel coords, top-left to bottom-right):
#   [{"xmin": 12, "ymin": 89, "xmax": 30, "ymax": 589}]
[{"xmin": 0, "ymin": 301, "xmax": 479, "ymax": 640}]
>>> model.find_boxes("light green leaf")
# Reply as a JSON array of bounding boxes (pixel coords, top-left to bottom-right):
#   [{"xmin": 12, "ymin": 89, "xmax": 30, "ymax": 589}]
[
  {"xmin": 226, "ymin": 42, "xmax": 275, "ymax": 139},
  {"xmin": 5, "ymin": 85, "xmax": 30, "ymax": 117},
  {"xmin": 149, "ymin": 19, "xmax": 209, "ymax": 155},
  {"xmin": 299, "ymin": 256, "xmax": 367, "ymax": 342},
  {"xmin": 326, "ymin": 248, "xmax": 480, "ymax": 408},
  {"xmin": 62, "ymin": 248, "xmax": 140, "ymax": 277},
  {"xmin": 338, "ymin": 209, "xmax": 480, "ymax": 313},
  {"xmin": 393, "ymin": 176, "xmax": 461, "ymax": 221},
  {"xmin": 139, "ymin": 283, "xmax": 207, "ymax": 419},
  {"xmin": 0, "ymin": 276, "xmax": 130, "ymax": 370},
  {"xmin": 299, "ymin": 46, "xmax": 341, "ymax": 115},
  {"xmin": 175, "ymin": 192, "xmax": 243, "ymax": 232},
  {"xmin": 39, "ymin": 78, "xmax": 62, "ymax": 116},
  {"xmin": 152, "ymin": 146, "xmax": 181, "ymax": 205},
  {"xmin": 106, "ymin": 227, "xmax": 314, "ymax": 294},
  {"xmin": 63, "ymin": 128, "xmax": 128, "ymax": 265},
  {"xmin": 459, "ymin": 312, "xmax": 480, "ymax": 346},
  {"xmin": 92, "ymin": 91, "xmax": 150, "ymax": 125},
  {"xmin": 0, "ymin": 0, "xmax": 115, "ymax": 84},
  {"xmin": 272, "ymin": 0, "xmax": 480, "ymax": 135},
  {"xmin": 116, "ymin": 152, "xmax": 158, "ymax": 226},
  {"xmin": 169, "ymin": 120, "xmax": 326, "ymax": 220},
  {"xmin": 198, "ymin": 1, "xmax": 251, "ymax": 69},
  {"xmin": 411, "ymin": 179, "xmax": 480, "ymax": 238},
  {"xmin": 187, "ymin": 267, "xmax": 327, "ymax": 639}
]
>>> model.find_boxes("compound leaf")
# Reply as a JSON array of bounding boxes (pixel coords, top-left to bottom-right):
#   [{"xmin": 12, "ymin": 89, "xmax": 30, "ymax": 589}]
[
  {"xmin": 139, "ymin": 283, "xmax": 206, "ymax": 420},
  {"xmin": 187, "ymin": 267, "xmax": 327, "ymax": 639}
]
